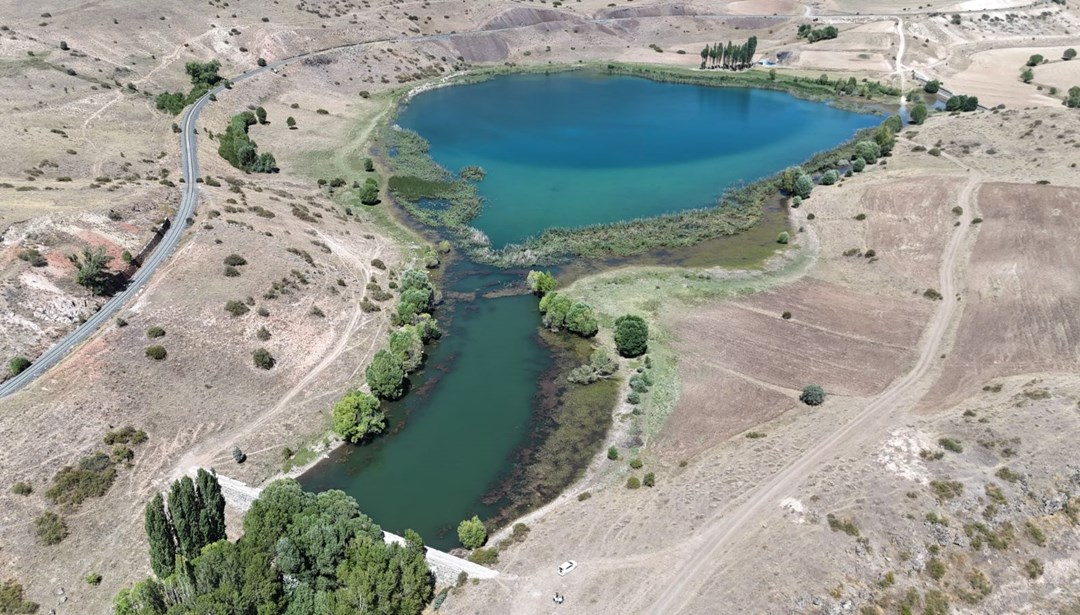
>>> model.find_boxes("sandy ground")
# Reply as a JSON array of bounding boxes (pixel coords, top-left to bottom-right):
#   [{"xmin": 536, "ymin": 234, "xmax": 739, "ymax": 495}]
[{"xmin": 941, "ymin": 46, "xmax": 1076, "ymax": 108}]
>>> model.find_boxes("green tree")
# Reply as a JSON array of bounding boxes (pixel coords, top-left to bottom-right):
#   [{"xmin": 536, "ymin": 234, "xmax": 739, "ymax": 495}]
[
  {"xmin": 820, "ymin": 170, "xmax": 839, "ymax": 185},
  {"xmin": 167, "ymin": 476, "xmax": 204, "ymax": 560},
  {"xmin": 1067, "ymin": 86, "xmax": 1080, "ymax": 108},
  {"xmin": 909, "ymin": 102, "xmax": 928, "ymax": 125},
  {"xmin": 1026, "ymin": 54, "xmax": 1044, "ymax": 67},
  {"xmin": 332, "ymin": 391, "xmax": 386, "ymax": 443},
  {"xmin": 144, "ymin": 493, "xmax": 176, "ymax": 578},
  {"xmin": 286, "ymin": 116, "xmax": 296, "ymax": 128},
  {"xmin": 255, "ymin": 106, "xmax": 267, "ymax": 124},
  {"xmin": 800, "ymin": 384, "xmax": 826, "ymax": 406},
  {"xmin": 777, "ymin": 231, "xmax": 790, "ymax": 244},
  {"xmin": 396, "ymin": 287, "xmax": 432, "ymax": 325},
  {"xmin": 854, "ymin": 140, "xmax": 881, "ymax": 164},
  {"xmin": 8, "ymin": 356, "xmax": 30, "ymax": 376},
  {"xmin": 793, "ymin": 174, "xmax": 814, "ymax": 199},
  {"xmin": 1065, "ymin": 48, "xmax": 1077, "ymax": 61},
  {"xmin": 779, "ymin": 166, "xmax": 804, "ymax": 194},
  {"xmin": 363, "ymin": 157, "xmax": 375, "ymax": 172},
  {"xmin": 539, "ymin": 292, "xmax": 572, "ymax": 329},
  {"xmin": 389, "ymin": 325, "xmax": 425, "ymax": 372},
  {"xmin": 196, "ymin": 469, "xmax": 226, "ymax": 545},
  {"xmin": 852, "ymin": 157, "xmax": 867, "ymax": 172},
  {"xmin": 924, "ymin": 79, "xmax": 940, "ymax": 94},
  {"xmin": 457, "ymin": 515, "xmax": 487, "ymax": 549},
  {"xmin": 1021, "ymin": 68, "xmax": 1034, "ymax": 83},
  {"xmin": 359, "ymin": 178, "xmax": 380, "ymax": 205},
  {"xmin": 366, "ymin": 350, "xmax": 406, "ymax": 400},
  {"xmin": 69, "ymin": 246, "xmax": 114, "ymax": 295},
  {"xmin": 565, "ymin": 302, "xmax": 599, "ymax": 337},
  {"xmin": 526, "ymin": 270, "xmax": 556, "ymax": 296},
  {"xmin": 614, "ymin": 315, "xmax": 649, "ymax": 358}
]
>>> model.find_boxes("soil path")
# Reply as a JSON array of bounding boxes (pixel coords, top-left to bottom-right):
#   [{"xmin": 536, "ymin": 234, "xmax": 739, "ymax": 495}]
[{"xmin": 643, "ymin": 171, "xmax": 981, "ymax": 614}]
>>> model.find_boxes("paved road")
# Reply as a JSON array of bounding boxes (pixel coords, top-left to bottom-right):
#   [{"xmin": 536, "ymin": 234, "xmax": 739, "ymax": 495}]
[{"xmin": 0, "ymin": 83, "xmax": 218, "ymax": 397}]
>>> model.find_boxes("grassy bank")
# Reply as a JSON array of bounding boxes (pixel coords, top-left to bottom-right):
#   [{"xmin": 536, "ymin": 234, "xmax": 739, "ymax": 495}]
[{"xmin": 379, "ymin": 62, "xmax": 893, "ymax": 267}]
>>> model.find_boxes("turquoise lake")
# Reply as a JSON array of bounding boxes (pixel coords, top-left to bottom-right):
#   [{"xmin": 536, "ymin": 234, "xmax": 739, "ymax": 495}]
[
  {"xmin": 396, "ymin": 71, "xmax": 881, "ymax": 247},
  {"xmin": 302, "ymin": 73, "xmax": 881, "ymax": 550}
]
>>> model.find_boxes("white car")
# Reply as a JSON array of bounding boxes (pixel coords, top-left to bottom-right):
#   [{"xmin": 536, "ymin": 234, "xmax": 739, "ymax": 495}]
[{"xmin": 557, "ymin": 560, "xmax": 577, "ymax": 576}]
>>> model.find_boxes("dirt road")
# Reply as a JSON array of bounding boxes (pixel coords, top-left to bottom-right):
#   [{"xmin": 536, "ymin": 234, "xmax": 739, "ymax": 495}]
[{"xmin": 644, "ymin": 173, "xmax": 980, "ymax": 614}]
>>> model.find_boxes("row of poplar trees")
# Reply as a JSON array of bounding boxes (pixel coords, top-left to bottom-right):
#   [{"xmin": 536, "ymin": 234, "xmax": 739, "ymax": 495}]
[
  {"xmin": 144, "ymin": 469, "xmax": 226, "ymax": 578},
  {"xmin": 699, "ymin": 36, "xmax": 758, "ymax": 70}
]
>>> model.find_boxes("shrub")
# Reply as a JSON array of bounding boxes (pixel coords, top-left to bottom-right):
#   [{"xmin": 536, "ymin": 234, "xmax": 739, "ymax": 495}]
[
  {"xmin": 145, "ymin": 345, "xmax": 167, "ymax": 360},
  {"xmin": 1026, "ymin": 54, "xmax": 1044, "ymax": 67},
  {"xmin": 224, "ymin": 265, "xmax": 240, "ymax": 277},
  {"xmin": 826, "ymin": 513, "xmax": 860, "ymax": 537},
  {"xmin": 457, "ymin": 515, "xmax": 487, "ymax": 549},
  {"xmin": 1064, "ymin": 48, "xmax": 1076, "ymax": 61},
  {"xmin": 927, "ymin": 557, "xmax": 946, "ymax": 580},
  {"xmin": 12, "ymin": 481, "xmax": 32, "ymax": 496},
  {"xmin": 103, "ymin": 426, "xmax": 147, "ymax": 445},
  {"xmin": 364, "ymin": 157, "xmax": 375, "ymax": 172},
  {"xmin": 820, "ymin": 169, "xmax": 839, "ymax": 185},
  {"xmin": 252, "ymin": 348, "xmax": 275, "ymax": 370},
  {"xmin": 995, "ymin": 467, "xmax": 1022, "ymax": 483},
  {"xmin": 910, "ymin": 102, "xmax": 928, "ymax": 125},
  {"xmin": 930, "ymin": 479, "xmax": 963, "ymax": 501},
  {"xmin": 225, "ymin": 300, "xmax": 250, "ymax": 316},
  {"xmin": 614, "ymin": 315, "xmax": 649, "ymax": 358},
  {"xmin": 782, "ymin": 311, "xmax": 792, "ymax": 320},
  {"xmin": 468, "ymin": 547, "xmax": 498, "ymax": 565},
  {"xmin": 35, "ymin": 512, "xmax": 68, "ymax": 545},
  {"xmin": 643, "ymin": 472, "xmax": 656, "ymax": 487},
  {"xmin": 629, "ymin": 458, "xmax": 643, "ymax": 469},
  {"xmin": 8, "ymin": 356, "xmax": 30, "ymax": 376},
  {"xmin": 223, "ymin": 254, "xmax": 247, "ymax": 266},
  {"xmin": 577, "ymin": 491, "xmax": 591, "ymax": 501},
  {"xmin": 777, "ymin": 231, "xmax": 790, "ymax": 244},
  {"xmin": 256, "ymin": 326, "xmax": 271, "ymax": 341},
  {"xmin": 938, "ymin": 437, "xmax": 963, "ymax": 453},
  {"xmin": 607, "ymin": 446, "xmax": 618, "ymax": 460},
  {"xmin": 1021, "ymin": 68, "xmax": 1034, "ymax": 84},
  {"xmin": 232, "ymin": 447, "xmax": 246, "ymax": 463},
  {"xmin": 84, "ymin": 572, "xmax": 102, "ymax": 585},
  {"xmin": 1025, "ymin": 558, "xmax": 1044, "ymax": 578},
  {"xmin": 627, "ymin": 391, "xmax": 641, "ymax": 405},
  {"xmin": 46, "ymin": 452, "xmax": 116, "ymax": 509},
  {"xmin": 0, "ymin": 579, "xmax": 39, "ymax": 614},
  {"xmin": 793, "ymin": 173, "xmax": 814, "ymax": 199},
  {"xmin": 526, "ymin": 270, "xmax": 556, "ymax": 296},
  {"xmin": 626, "ymin": 476, "xmax": 641, "ymax": 489},
  {"xmin": 924, "ymin": 79, "xmax": 940, "ymax": 94},
  {"xmin": 852, "ymin": 157, "xmax": 866, "ymax": 172},
  {"xmin": 18, "ymin": 248, "xmax": 47, "ymax": 266},
  {"xmin": 146, "ymin": 326, "xmax": 165, "ymax": 339},
  {"xmin": 800, "ymin": 384, "xmax": 826, "ymax": 406}
]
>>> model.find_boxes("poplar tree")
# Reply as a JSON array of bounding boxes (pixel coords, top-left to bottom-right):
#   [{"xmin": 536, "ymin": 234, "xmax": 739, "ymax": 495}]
[
  {"xmin": 196, "ymin": 469, "xmax": 226, "ymax": 544},
  {"xmin": 168, "ymin": 476, "xmax": 204, "ymax": 559},
  {"xmin": 144, "ymin": 493, "xmax": 177, "ymax": 578}
]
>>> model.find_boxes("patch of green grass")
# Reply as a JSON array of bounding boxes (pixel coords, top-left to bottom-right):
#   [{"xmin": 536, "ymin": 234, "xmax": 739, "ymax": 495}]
[
  {"xmin": 926, "ymin": 557, "xmax": 946, "ymax": 580},
  {"xmin": 282, "ymin": 445, "xmax": 319, "ymax": 472},
  {"xmin": 995, "ymin": 467, "xmax": 1022, "ymax": 483},
  {"xmin": 35, "ymin": 511, "xmax": 68, "ymax": 545},
  {"xmin": 925, "ymin": 512, "xmax": 949, "ymax": 526},
  {"xmin": 985, "ymin": 483, "xmax": 1006, "ymax": 505},
  {"xmin": 964, "ymin": 521, "xmax": 1014, "ymax": 550},
  {"xmin": 930, "ymin": 479, "xmax": 963, "ymax": 502},
  {"xmin": 0, "ymin": 579, "xmax": 39, "ymax": 614},
  {"xmin": 1025, "ymin": 520, "xmax": 1046, "ymax": 547}
]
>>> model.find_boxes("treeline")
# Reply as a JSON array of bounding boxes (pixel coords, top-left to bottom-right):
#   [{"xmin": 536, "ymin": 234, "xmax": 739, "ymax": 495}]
[
  {"xmin": 334, "ymin": 269, "xmax": 441, "ymax": 443},
  {"xmin": 797, "ymin": 23, "xmax": 839, "ymax": 43},
  {"xmin": 815, "ymin": 73, "xmax": 902, "ymax": 98},
  {"xmin": 699, "ymin": 37, "xmax": 758, "ymax": 70},
  {"xmin": 217, "ymin": 111, "xmax": 278, "ymax": 173},
  {"xmin": 155, "ymin": 61, "xmax": 224, "ymax": 116},
  {"xmin": 527, "ymin": 271, "xmax": 599, "ymax": 338},
  {"xmin": 944, "ymin": 94, "xmax": 979, "ymax": 112},
  {"xmin": 115, "ymin": 478, "xmax": 433, "ymax": 614}
]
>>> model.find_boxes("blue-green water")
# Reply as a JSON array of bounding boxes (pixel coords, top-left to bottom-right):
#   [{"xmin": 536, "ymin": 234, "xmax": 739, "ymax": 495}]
[
  {"xmin": 302, "ymin": 267, "xmax": 550, "ymax": 548},
  {"xmin": 397, "ymin": 72, "xmax": 880, "ymax": 247},
  {"xmin": 303, "ymin": 73, "xmax": 880, "ymax": 550}
]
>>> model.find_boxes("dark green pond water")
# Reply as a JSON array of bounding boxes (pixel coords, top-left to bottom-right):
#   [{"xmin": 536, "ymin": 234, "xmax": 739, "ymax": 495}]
[{"xmin": 302, "ymin": 73, "xmax": 879, "ymax": 550}]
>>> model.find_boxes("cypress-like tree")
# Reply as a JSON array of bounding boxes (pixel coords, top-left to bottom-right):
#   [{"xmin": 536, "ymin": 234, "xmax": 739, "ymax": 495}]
[
  {"xmin": 196, "ymin": 468, "xmax": 227, "ymax": 544},
  {"xmin": 168, "ymin": 476, "xmax": 204, "ymax": 559},
  {"xmin": 144, "ymin": 493, "xmax": 177, "ymax": 578}
]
